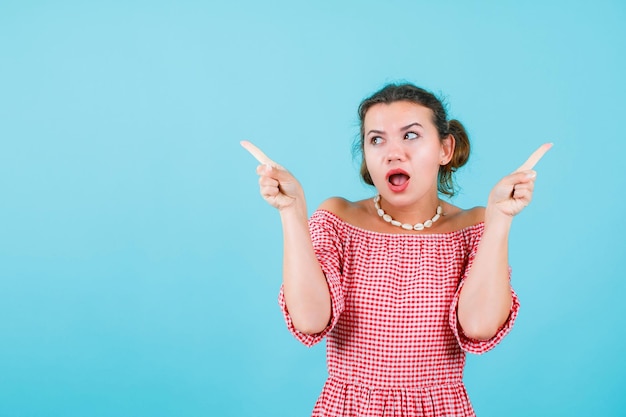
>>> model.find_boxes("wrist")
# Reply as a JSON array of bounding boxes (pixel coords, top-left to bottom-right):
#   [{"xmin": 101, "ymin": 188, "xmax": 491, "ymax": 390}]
[
  {"xmin": 279, "ymin": 199, "xmax": 308, "ymax": 221},
  {"xmin": 484, "ymin": 205, "xmax": 513, "ymax": 233}
]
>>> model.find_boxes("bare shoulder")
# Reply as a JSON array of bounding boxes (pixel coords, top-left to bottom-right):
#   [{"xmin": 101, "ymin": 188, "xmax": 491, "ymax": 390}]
[
  {"xmin": 442, "ymin": 203, "xmax": 485, "ymax": 231},
  {"xmin": 317, "ymin": 196, "xmax": 376, "ymax": 228},
  {"xmin": 318, "ymin": 197, "xmax": 365, "ymax": 217}
]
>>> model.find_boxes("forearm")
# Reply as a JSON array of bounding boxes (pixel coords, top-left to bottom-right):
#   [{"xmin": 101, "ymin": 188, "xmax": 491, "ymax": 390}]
[
  {"xmin": 457, "ymin": 209, "xmax": 514, "ymax": 340},
  {"xmin": 280, "ymin": 202, "xmax": 331, "ymax": 335}
]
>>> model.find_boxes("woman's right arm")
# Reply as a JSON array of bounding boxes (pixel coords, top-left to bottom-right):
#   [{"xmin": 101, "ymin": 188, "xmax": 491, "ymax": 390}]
[
  {"xmin": 279, "ymin": 198, "xmax": 332, "ymax": 334},
  {"xmin": 241, "ymin": 141, "xmax": 331, "ymax": 334}
]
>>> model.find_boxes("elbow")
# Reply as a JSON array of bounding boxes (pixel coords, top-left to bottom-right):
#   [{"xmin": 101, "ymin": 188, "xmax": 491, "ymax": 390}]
[
  {"xmin": 290, "ymin": 308, "xmax": 331, "ymax": 335},
  {"xmin": 292, "ymin": 314, "xmax": 330, "ymax": 335},
  {"xmin": 457, "ymin": 292, "xmax": 513, "ymax": 341},
  {"xmin": 285, "ymin": 295, "xmax": 332, "ymax": 335},
  {"xmin": 460, "ymin": 323, "xmax": 500, "ymax": 341},
  {"xmin": 459, "ymin": 314, "xmax": 509, "ymax": 341}
]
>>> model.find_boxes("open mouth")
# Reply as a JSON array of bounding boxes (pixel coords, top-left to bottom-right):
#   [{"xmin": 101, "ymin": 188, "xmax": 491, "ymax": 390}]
[
  {"xmin": 386, "ymin": 169, "xmax": 410, "ymax": 192},
  {"xmin": 388, "ymin": 173, "xmax": 410, "ymax": 186}
]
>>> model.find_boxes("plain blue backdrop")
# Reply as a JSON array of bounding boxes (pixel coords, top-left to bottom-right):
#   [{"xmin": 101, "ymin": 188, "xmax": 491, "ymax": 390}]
[{"xmin": 1, "ymin": 1, "xmax": 624, "ymax": 416}]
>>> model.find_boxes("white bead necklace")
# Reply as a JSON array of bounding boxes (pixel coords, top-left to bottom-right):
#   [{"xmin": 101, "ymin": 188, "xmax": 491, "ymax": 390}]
[{"xmin": 373, "ymin": 195, "xmax": 443, "ymax": 231}]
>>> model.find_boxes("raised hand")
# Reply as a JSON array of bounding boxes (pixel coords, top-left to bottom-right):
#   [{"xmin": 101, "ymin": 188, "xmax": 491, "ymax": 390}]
[
  {"xmin": 241, "ymin": 140, "xmax": 305, "ymax": 211},
  {"xmin": 487, "ymin": 143, "xmax": 552, "ymax": 217}
]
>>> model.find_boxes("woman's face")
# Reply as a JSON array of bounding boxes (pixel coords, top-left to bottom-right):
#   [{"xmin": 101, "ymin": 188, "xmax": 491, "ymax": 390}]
[{"xmin": 363, "ymin": 101, "xmax": 453, "ymax": 205}]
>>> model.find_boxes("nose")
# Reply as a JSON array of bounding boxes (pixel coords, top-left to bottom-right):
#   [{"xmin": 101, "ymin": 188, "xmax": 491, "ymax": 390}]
[{"xmin": 386, "ymin": 141, "xmax": 407, "ymax": 163}]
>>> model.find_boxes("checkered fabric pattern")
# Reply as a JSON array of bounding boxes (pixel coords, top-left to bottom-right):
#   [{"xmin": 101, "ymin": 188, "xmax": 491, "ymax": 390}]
[{"xmin": 279, "ymin": 210, "xmax": 519, "ymax": 417}]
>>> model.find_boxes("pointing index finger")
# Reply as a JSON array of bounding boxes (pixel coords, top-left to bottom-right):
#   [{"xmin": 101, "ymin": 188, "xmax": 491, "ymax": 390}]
[
  {"xmin": 240, "ymin": 140, "xmax": 275, "ymax": 166},
  {"xmin": 515, "ymin": 143, "xmax": 553, "ymax": 172}
]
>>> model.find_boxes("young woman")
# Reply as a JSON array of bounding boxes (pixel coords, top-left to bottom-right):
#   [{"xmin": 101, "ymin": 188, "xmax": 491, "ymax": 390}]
[{"xmin": 242, "ymin": 83, "xmax": 551, "ymax": 417}]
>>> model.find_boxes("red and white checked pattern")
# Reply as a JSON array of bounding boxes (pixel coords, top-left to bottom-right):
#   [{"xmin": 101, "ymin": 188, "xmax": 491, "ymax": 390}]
[{"xmin": 279, "ymin": 210, "xmax": 519, "ymax": 417}]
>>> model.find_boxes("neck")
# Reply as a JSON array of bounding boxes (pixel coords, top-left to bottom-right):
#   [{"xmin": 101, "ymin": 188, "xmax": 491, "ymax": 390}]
[
  {"xmin": 377, "ymin": 195, "xmax": 440, "ymax": 223},
  {"xmin": 374, "ymin": 194, "xmax": 443, "ymax": 231}
]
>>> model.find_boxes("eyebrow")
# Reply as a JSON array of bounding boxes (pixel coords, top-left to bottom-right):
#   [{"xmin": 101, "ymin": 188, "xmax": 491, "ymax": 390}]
[
  {"xmin": 366, "ymin": 122, "xmax": 423, "ymax": 136},
  {"xmin": 401, "ymin": 122, "xmax": 423, "ymax": 130}
]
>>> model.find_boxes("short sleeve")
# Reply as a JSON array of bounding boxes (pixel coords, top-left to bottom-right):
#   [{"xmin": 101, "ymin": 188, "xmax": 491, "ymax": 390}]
[
  {"xmin": 278, "ymin": 210, "xmax": 346, "ymax": 347},
  {"xmin": 448, "ymin": 224, "xmax": 521, "ymax": 354}
]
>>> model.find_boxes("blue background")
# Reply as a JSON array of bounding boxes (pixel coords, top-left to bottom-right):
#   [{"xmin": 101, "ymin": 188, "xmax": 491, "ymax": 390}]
[{"xmin": 1, "ymin": 1, "xmax": 624, "ymax": 416}]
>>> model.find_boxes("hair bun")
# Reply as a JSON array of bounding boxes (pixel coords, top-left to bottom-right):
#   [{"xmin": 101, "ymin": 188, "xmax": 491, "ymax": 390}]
[{"xmin": 448, "ymin": 119, "xmax": 470, "ymax": 170}]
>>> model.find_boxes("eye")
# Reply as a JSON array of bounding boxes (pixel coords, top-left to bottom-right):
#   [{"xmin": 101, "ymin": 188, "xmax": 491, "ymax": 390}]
[
  {"xmin": 370, "ymin": 136, "xmax": 383, "ymax": 145},
  {"xmin": 405, "ymin": 132, "xmax": 419, "ymax": 140}
]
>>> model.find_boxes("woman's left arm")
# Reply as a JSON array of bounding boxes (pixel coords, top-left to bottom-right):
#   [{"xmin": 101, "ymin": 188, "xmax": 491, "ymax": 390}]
[{"xmin": 457, "ymin": 143, "xmax": 552, "ymax": 340}]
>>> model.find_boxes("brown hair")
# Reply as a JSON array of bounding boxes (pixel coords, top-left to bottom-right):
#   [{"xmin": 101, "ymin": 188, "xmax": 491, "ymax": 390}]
[{"xmin": 354, "ymin": 83, "xmax": 470, "ymax": 197}]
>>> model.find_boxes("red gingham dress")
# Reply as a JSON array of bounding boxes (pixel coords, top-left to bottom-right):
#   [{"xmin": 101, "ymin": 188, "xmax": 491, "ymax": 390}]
[{"xmin": 279, "ymin": 210, "xmax": 520, "ymax": 417}]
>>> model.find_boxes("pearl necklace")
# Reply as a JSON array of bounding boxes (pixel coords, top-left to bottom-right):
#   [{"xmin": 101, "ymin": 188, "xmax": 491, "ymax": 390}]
[{"xmin": 373, "ymin": 195, "xmax": 443, "ymax": 231}]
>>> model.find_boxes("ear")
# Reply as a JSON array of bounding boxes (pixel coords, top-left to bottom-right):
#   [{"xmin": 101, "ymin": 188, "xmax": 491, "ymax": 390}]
[{"xmin": 440, "ymin": 134, "xmax": 455, "ymax": 165}]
